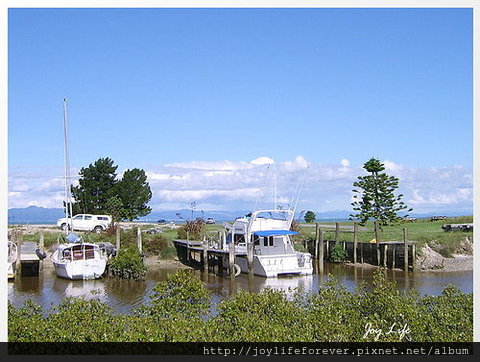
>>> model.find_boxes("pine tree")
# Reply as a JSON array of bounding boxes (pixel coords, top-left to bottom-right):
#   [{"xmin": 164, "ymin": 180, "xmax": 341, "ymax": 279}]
[
  {"xmin": 115, "ymin": 168, "xmax": 152, "ymax": 221},
  {"xmin": 304, "ymin": 210, "xmax": 316, "ymax": 223},
  {"xmin": 71, "ymin": 157, "xmax": 118, "ymax": 214},
  {"xmin": 350, "ymin": 158, "xmax": 412, "ymax": 226}
]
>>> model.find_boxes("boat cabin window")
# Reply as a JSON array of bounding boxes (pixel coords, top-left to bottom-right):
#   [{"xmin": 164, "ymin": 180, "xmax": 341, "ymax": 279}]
[
  {"xmin": 263, "ymin": 236, "xmax": 274, "ymax": 247},
  {"xmin": 63, "ymin": 249, "xmax": 71, "ymax": 259},
  {"xmin": 72, "ymin": 245, "xmax": 84, "ymax": 260},
  {"xmin": 253, "ymin": 234, "xmax": 260, "ymax": 245},
  {"xmin": 234, "ymin": 234, "xmax": 245, "ymax": 244}
]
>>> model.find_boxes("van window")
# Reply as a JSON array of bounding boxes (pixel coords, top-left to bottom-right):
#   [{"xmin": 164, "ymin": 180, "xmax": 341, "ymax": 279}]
[{"xmin": 84, "ymin": 215, "xmax": 92, "ymax": 220}]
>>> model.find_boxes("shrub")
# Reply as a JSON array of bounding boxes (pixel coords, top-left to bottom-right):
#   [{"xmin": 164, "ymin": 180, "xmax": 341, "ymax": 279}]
[
  {"xmin": 108, "ymin": 246, "xmax": 147, "ymax": 280},
  {"xmin": 177, "ymin": 219, "xmax": 205, "ymax": 240},
  {"xmin": 330, "ymin": 243, "xmax": 347, "ymax": 262}
]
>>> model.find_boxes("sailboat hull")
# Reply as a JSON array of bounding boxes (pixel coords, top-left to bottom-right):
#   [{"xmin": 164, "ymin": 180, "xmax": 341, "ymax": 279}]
[{"xmin": 53, "ymin": 258, "xmax": 107, "ymax": 280}]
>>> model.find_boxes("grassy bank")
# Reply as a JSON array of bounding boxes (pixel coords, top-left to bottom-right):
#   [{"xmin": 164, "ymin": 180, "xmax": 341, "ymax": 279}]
[{"xmin": 297, "ymin": 216, "xmax": 473, "ymax": 258}]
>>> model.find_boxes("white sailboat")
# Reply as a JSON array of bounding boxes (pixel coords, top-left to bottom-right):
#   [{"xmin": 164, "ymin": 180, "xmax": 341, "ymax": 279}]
[{"xmin": 51, "ymin": 99, "xmax": 107, "ymax": 280}]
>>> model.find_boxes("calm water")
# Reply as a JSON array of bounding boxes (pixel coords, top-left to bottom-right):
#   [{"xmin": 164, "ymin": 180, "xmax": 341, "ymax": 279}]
[{"xmin": 8, "ymin": 262, "xmax": 473, "ymax": 315}]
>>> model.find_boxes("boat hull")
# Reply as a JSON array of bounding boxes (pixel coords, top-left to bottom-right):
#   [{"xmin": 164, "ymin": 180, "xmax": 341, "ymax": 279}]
[
  {"xmin": 52, "ymin": 257, "xmax": 107, "ymax": 280},
  {"xmin": 8, "ymin": 261, "xmax": 16, "ymax": 280},
  {"xmin": 236, "ymin": 253, "xmax": 313, "ymax": 277}
]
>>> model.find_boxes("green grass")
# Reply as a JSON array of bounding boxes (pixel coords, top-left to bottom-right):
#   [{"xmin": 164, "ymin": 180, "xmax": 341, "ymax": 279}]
[{"xmin": 297, "ymin": 216, "xmax": 473, "ymax": 257}]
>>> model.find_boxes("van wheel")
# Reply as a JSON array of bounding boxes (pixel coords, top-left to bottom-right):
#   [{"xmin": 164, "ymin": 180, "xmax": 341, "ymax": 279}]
[{"xmin": 93, "ymin": 226, "xmax": 103, "ymax": 234}]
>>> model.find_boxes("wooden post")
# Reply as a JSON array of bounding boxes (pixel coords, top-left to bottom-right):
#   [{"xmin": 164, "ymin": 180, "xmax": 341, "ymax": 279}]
[
  {"xmin": 353, "ymin": 223, "xmax": 358, "ymax": 264},
  {"xmin": 376, "ymin": 243, "xmax": 381, "ymax": 266},
  {"xmin": 411, "ymin": 244, "xmax": 416, "ymax": 272},
  {"xmin": 392, "ymin": 244, "xmax": 396, "ymax": 269},
  {"xmin": 137, "ymin": 226, "xmax": 142, "ymax": 254},
  {"xmin": 39, "ymin": 231, "xmax": 44, "ymax": 249},
  {"xmin": 374, "ymin": 221, "xmax": 381, "ymax": 244},
  {"xmin": 383, "ymin": 244, "xmax": 388, "ymax": 268},
  {"xmin": 326, "ymin": 239, "xmax": 330, "ymax": 259},
  {"xmin": 403, "ymin": 227, "xmax": 408, "ymax": 271},
  {"xmin": 202, "ymin": 243, "xmax": 208, "ymax": 272},
  {"xmin": 247, "ymin": 241, "xmax": 254, "ymax": 275},
  {"xmin": 116, "ymin": 226, "xmax": 121, "ymax": 253},
  {"xmin": 335, "ymin": 222, "xmax": 340, "ymax": 245},
  {"xmin": 228, "ymin": 241, "xmax": 235, "ymax": 277},
  {"xmin": 318, "ymin": 228, "xmax": 324, "ymax": 273},
  {"xmin": 314, "ymin": 223, "xmax": 319, "ymax": 259}
]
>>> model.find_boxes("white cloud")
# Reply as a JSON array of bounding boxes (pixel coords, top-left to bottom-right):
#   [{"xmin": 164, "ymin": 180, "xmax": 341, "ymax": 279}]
[
  {"xmin": 251, "ymin": 156, "xmax": 275, "ymax": 165},
  {"xmin": 8, "ymin": 158, "xmax": 473, "ymax": 215},
  {"xmin": 340, "ymin": 158, "xmax": 350, "ymax": 167}
]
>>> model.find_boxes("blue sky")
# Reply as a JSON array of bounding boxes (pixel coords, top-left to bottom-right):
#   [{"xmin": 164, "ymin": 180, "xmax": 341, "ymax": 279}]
[{"xmin": 7, "ymin": 8, "xmax": 473, "ymax": 214}]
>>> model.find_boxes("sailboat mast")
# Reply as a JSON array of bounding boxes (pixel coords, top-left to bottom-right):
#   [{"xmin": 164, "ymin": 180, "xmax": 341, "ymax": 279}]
[{"xmin": 63, "ymin": 98, "xmax": 73, "ymax": 234}]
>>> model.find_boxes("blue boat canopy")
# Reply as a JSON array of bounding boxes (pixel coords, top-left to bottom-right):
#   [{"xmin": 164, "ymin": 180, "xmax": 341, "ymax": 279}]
[{"xmin": 253, "ymin": 230, "xmax": 299, "ymax": 237}]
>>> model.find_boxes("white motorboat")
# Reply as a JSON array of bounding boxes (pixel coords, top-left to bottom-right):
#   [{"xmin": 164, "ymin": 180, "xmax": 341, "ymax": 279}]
[
  {"xmin": 52, "ymin": 233, "xmax": 107, "ymax": 280},
  {"xmin": 225, "ymin": 209, "xmax": 313, "ymax": 277},
  {"xmin": 8, "ymin": 240, "xmax": 18, "ymax": 279}
]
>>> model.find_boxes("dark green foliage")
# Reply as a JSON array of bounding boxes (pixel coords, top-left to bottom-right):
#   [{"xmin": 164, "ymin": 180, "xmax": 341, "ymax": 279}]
[
  {"xmin": 142, "ymin": 270, "xmax": 210, "ymax": 320},
  {"xmin": 71, "ymin": 157, "xmax": 118, "ymax": 214},
  {"xmin": 304, "ymin": 210, "xmax": 316, "ymax": 223},
  {"xmin": 115, "ymin": 168, "xmax": 152, "ymax": 221},
  {"xmin": 8, "ymin": 270, "xmax": 473, "ymax": 342},
  {"xmin": 71, "ymin": 157, "xmax": 152, "ymax": 221},
  {"xmin": 330, "ymin": 243, "xmax": 347, "ymax": 262},
  {"xmin": 350, "ymin": 157, "xmax": 413, "ymax": 226},
  {"xmin": 108, "ymin": 246, "xmax": 147, "ymax": 280}
]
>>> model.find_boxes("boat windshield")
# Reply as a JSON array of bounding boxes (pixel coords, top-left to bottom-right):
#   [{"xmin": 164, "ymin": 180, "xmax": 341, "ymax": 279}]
[{"xmin": 62, "ymin": 244, "xmax": 97, "ymax": 261}]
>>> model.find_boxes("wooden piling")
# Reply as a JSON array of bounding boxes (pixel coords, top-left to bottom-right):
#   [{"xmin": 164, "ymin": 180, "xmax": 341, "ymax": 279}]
[
  {"xmin": 374, "ymin": 221, "xmax": 381, "ymax": 244},
  {"xmin": 228, "ymin": 241, "xmax": 235, "ymax": 277},
  {"xmin": 314, "ymin": 223, "xmax": 319, "ymax": 258},
  {"xmin": 383, "ymin": 244, "xmax": 388, "ymax": 268},
  {"xmin": 116, "ymin": 226, "xmax": 121, "ymax": 254},
  {"xmin": 137, "ymin": 226, "xmax": 142, "ymax": 254},
  {"xmin": 39, "ymin": 231, "xmax": 44, "ymax": 249},
  {"xmin": 392, "ymin": 245, "xmax": 396, "ymax": 269},
  {"xmin": 335, "ymin": 222, "xmax": 340, "ymax": 245},
  {"xmin": 318, "ymin": 228, "xmax": 324, "ymax": 273},
  {"xmin": 353, "ymin": 223, "xmax": 358, "ymax": 264},
  {"xmin": 247, "ymin": 241, "xmax": 254, "ymax": 275},
  {"xmin": 403, "ymin": 227, "xmax": 408, "ymax": 271},
  {"xmin": 202, "ymin": 243, "xmax": 208, "ymax": 272},
  {"xmin": 411, "ymin": 244, "xmax": 416, "ymax": 271}
]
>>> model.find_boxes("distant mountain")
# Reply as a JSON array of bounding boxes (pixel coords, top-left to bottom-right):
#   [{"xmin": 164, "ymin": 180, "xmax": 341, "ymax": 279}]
[
  {"xmin": 7, "ymin": 206, "xmax": 472, "ymax": 224},
  {"xmin": 8, "ymin": 206, "xmax": 65, "ymax": 224}
]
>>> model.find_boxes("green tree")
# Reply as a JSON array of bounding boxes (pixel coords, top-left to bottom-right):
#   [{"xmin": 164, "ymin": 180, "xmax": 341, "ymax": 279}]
[
  {"xmin": 350, "ymin": 158, "xmax": 412, "ymax": 226},
  {"xmin": 115, "ymin": 168, "xmax": 152, "ymax": 221},
  {"xmin": 71, "ymin": 157, "xmax": 118, "ymax": 214},
  {"xmin": 71, "ymin": 158, "xmax": 152, "ymax": 221},
  {"xmin": 304, "ymin": 210, "xmax": 316, "ymax": 223}
]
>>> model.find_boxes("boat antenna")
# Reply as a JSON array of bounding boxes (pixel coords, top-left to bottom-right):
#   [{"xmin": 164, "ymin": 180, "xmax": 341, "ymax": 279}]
[
  {"xmin": 63, "ymin": 98, "xmax": 73, "ymax": 235},
  {"xmin": 292, "ymin": 163, "xmax": 309, "ymax": 216},
  {"xmin": 274, "ymin": 163, "xmax": 277, "ymax": 210},
  {"xmin": 253, "ymin": 164, "xmax": 270, "ymax": 211}
]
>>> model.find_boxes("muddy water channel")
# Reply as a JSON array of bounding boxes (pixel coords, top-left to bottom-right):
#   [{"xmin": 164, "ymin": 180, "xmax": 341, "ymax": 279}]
[{"xmin": 8, "ymin": 262, "xmax": 473, "ymax": 315}]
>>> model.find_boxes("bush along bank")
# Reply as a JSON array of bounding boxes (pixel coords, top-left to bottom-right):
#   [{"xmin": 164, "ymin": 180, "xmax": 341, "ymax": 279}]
[
  {"xmin": 8, "ymin": 269, "xmax": 472, "ymax": 342},
  {"xmin": 107, "ymin": 246, "xmax": 147, "ymax": 280}
]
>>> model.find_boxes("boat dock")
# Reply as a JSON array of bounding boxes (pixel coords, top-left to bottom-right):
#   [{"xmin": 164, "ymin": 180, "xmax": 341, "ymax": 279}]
[
  {"xmin": 19, "ymin": 241, "xmax": 41, "ymax": 276},
  {"xmin": 173, "ymin": 239, "xmax": 250, "ymax": 277}
]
